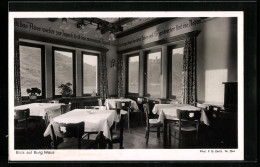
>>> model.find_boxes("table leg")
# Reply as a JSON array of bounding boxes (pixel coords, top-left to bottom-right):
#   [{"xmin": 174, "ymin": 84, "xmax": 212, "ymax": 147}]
[{"xmin": 163, "ymin": 119, "xmax": 168, "ymax": 148}]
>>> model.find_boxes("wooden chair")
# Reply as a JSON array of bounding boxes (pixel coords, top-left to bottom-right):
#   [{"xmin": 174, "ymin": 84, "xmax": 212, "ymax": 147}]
[
  {"xmin": 143, "ymin": 103, "xmax": 163, "ymax": 144},
  {"xmin": 148, "ymin": 100, "xmax": 160, "ymax": 119},
  {"xmin": 109, "ymin": 114, "xmax": 126, "ymax": 149},
  {"xmin": 134, "ymin": 98, "xmax": 144, "ymax": 126},
  {"xmin": 61, "ymin": 103, "xmax": 71, "ymax": 114},
  {"xmin": 97, "ymin": 98, "xmax": 105, "ymax": 106},
  {"xmin": 169, "ymin": 109, "xmax": 201, "ymax": 148},
  {"xmin": 116, "ymin": 101, "xmax": 131, "ymax": 133},
  {"xmin": 14, "ymin": 108, "xmax": 30, "ymax": 133},
  {"xmin": 51, "ymin": 122, "xmax": 97, "ymax": 149}
]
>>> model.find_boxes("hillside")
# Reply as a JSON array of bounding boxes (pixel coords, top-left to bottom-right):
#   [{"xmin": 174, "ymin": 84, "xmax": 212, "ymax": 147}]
[{"xmin": 20, "ymin": 47, "xmax": 97, "ymax": 95}]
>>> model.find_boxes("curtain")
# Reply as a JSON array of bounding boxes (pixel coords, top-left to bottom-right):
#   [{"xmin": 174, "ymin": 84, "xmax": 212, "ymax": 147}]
[
  {"xmin": 14, "ymin": 40, "xmax": 22, "ymax": 106},
  {"xmin": 99, "ymin": 52, "xmax": 109, "ymax": 99},
  {"xmin": 181, "ymin": 36, "xmax": 196, "ymax": 104},
  {"xmin": 117, "ymin": 54, "xmax": 124, "ymax": 97}
]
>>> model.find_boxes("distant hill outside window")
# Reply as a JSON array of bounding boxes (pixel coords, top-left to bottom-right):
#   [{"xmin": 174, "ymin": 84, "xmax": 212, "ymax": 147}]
[
  {"xmin": 83, "ymin": 53, "xmax": 98, "ymax": 94},
  {"xmin": 171, "ymin": 47, "xmax": 184, "ymax": 101},
  {"xmin": 54, "ymin": 50, "xmax": 73, "ymax": 95},
  {"xmin": 147, "ymin": 51, "xmax": 161, "ymax": 97},
  {"xmin": 19, "ymin": 44, "xmax": 42, "ymax": 97},
  {"xmin": 128, "ymin": 55, "xmax": 139, "ymax": 94}
]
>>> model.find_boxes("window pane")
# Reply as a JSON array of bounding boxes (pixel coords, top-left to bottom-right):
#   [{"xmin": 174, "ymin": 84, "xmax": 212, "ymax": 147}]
[
  {"xmin": 83, "ymin": 54, "xmax": 98, "ymax": 94},
  {"xmin": 54, "ymin": 50, "xmax": 73, "ymax": 95},
  {"xmin": 171, "ymin": 47, "xmax": 184, "ymax": 101},
  {"xmin": 147, "ymin": 51, "xmax": 161, "ymax": 97},
  {"xmin": 128, "ymin": 56, "xmax": 139, "ymax": 93},
  {"xmin": 19, "ymin": 45, "xmax": 42, "ymax": 96}
]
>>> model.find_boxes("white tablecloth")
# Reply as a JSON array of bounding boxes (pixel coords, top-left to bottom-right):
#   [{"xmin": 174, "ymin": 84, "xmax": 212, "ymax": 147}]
[
  {"xmin": 152, "ymin": 104, "xmax": 210, "ymax": 126},
  {"xmin": 44, "ymin": 109, "xmax": 119, "ymax": 139},
  {"xmin": 105, "ymin": 98, "xmax": 139, "ymax": 111},
  {"xmin": 14, "ymin": 103, "xmax": 63, "ymax": 118}
]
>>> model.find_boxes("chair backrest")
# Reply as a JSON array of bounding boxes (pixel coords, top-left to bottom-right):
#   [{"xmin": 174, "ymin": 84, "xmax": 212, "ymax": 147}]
[
  {"xmin": 176, "ymin": 110, "xmax": 201, "ymax": 133},
  {"xmin": 14, "ymin": 108, "xmax": 30, "ymax": 120},
  {"xmin": 116, "ymin": 101, "xmax": 131, "ymax": 111},
  {"xmin": 48, "ymin": 100, "xmax": 59, "ymax": 103},
  {"xmin": 143, "ymin": 103, "xmax": 150, "ymax": 127},
  {"xmin": 207, "ymin": 105, "xmax": 221, "ymax": 123},
  {"xmin": 85, "ymin": 106, "xmax": 94, "ymax": 109},
  {"xmin": 170, "ymin": 100, "xmax": 179, "ymax": 105},
  {"xmin": 52, "ymin": 121, "xmax": 85, "ymax": 139},
  {"xmin": 97, "ymin": 98, "xmax": 105, "ymax": 106},
  {"xmin": 177, "ymin": 109, "xmax": 201, "ymax": 122},
  {"xmin": 61, "ymin": 103, "xmax": 71, "ymax": 114}
]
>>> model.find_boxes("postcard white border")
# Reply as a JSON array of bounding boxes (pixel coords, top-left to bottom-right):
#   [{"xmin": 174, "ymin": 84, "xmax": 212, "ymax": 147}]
[{"xmin": 8, "ymin": 11, "xmax": 244, "ymax": 161}]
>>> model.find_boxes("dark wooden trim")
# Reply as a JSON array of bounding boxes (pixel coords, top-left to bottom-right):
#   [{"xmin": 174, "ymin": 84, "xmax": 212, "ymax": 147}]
[
  {"xmin": 19, "ymin": 42, "xmax": 46, "ymax": 99},
  {"xmin": 126, "ymin": 53, "xmax": 140, "ymax": 95},
  {"xmin": 117, "ymin": 18, "xmax": 174, "ymax": 38},
  {"xmin": 15, "ymin": 32, "xmax": 109, "ymax": 52},
  {"xmin": 118, "ymin": 30, "xmax": 200, "ymax": 54},
  {"xmin": 81, "ymin": 51, "xmax": 100, "ymax": 96},
  {"xmin": 52, "ymin": 47, "xmax": 76, "ymax": 98}
]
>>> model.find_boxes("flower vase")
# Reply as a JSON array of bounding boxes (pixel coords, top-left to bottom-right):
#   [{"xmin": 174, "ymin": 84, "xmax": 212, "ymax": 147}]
[{"xmin": 29, "ymin": 94, "xmax": 37, "ymax": 100}]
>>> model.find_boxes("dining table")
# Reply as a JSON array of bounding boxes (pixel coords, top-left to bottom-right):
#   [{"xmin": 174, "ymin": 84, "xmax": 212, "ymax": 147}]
[
  {"xmin": 105, "ymin": 98, "xmax": 139, "ymax": 111},
  {"xmin": 44, "ymin": 109, "xmax": 119, "ymax": 140},
  {"xmin": 14, "ymin": 103, "xmax": 64, "ymax": 119},
  {"xmin": 152, "ymin": 103, "xmax": 210, "ymax": 148}
]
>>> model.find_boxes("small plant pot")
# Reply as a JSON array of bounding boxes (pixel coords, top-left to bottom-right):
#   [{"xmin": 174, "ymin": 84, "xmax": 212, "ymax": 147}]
[{"xmin": 29, "ymin": 94, "xmax": 37, "ymax": 100}]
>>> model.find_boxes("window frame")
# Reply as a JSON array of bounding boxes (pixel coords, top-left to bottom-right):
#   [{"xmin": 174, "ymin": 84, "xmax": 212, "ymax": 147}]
[
  {"xmin": 52, "ymin": 47, "xmax": 76, "ymax": 98},
  {"xmin": 126, "ymin": 53, "xmax": 140, "ymax": 96},
  {"xmin": 81, "ymin": 51, "xmax": 99, "ymax": 96},
  {"xmin": 167, "ymin": 43, "xmax": 185, "ymax": 99},
  {"xmin": 144, "ymin": 48, "xmax": 162, "ymax": 98},
  {"xmin": 19, "ymin": 41, "xmax": 45, "ymax": 99}
]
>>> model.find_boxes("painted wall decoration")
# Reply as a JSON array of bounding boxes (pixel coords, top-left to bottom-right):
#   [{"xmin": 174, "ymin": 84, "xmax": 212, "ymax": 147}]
[
  {"xmin": 118, "ymin": 18, "xmax": 206, "ymax": 50},
  {"xmin": 14, "ymin": 19, "xmax": 114, "ymax": 46}
]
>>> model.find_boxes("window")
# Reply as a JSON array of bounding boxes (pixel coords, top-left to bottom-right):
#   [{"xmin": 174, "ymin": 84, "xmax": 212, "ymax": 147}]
[
  {"xmin": 19, "ymin": 42, "xmax": 45, "ymax": 97},
  {"xmin": 82, "ymin": 52, "xmax": 98, "ymax": 95},
  {"xmin": 146, "ymin": 50, "xmax": 161, "ymax": 97},
  {"xmin": 53, "ymin": 47, "xmax": 75, "ymax": 96},
  {"xmin": 127, "ymin": 55, "xmax": 139, "ymax": 94},
  {"xmin": 169, "ymin": 47, "xmax": 184, "ymax": 101}
]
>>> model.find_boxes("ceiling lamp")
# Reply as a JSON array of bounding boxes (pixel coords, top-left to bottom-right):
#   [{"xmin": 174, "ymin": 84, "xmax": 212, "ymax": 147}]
[
  {"xmin": 60, "ymin": 18, "xmax": 70, "ymax": 30},
  {"xmin": 108, "ymin": 31, "xmax": 116, "ymax": 41}
]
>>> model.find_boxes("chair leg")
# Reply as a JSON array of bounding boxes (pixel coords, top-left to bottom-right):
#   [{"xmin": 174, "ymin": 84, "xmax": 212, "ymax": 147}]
[
  {"xmin": 146, "ymin": 130, "xmax": 149, "ymax": 145},
  {"xmin": 178, "ymin": 131, "xmax": 181, "ymax": 148},
  {"xmin": 120, "ymin": 141, "xmax": 123, "ymax": 149},
  {"xmin": 168, "ymin": 125, "xmax": 171, "ymax": 146},
  {"xmin": 140, "ymin": 111, "xmax": 143, "ymax": 126},
  {"xmin": 114, "ymin": 122, "xmax": 117, "ymax": 131},
  {"xmin": 128, "ymin": 112, "xmax": 130, "ymax": 133},
  {"xmin": 108, "ymin": 143, "xmax": 113, "ymax": 149},
  {"xmin": 157, "ymin": 126, "xmax": 160, "ymax": 138}
]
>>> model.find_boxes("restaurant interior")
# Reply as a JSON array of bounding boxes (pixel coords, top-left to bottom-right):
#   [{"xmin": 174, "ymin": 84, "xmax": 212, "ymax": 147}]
[{"xmin": 13, "ymin": 16, "xmax": 238, "ymax": 150}]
